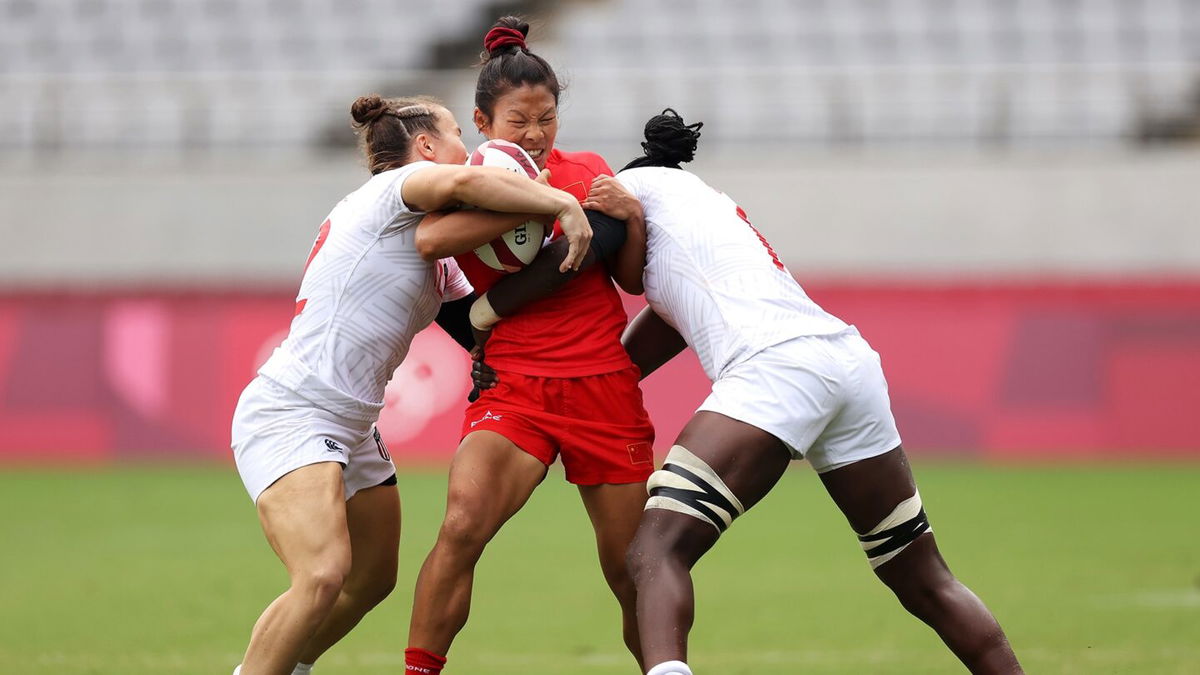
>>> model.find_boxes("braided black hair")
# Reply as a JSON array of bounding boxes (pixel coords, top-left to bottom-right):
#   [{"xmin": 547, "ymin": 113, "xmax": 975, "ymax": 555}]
[{"xmin": 621, "ymin": 108, "xmax": 704, "ymax": 171}]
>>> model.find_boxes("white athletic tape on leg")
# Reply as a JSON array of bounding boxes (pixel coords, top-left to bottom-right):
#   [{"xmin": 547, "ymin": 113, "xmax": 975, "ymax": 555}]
[
  {"xmin": 645, "ymin": 445, "xmax": 745, "ymax": 533},
  {"xmin": 858, "ymin": 491, "xmax": 932, "ymax": 569}
]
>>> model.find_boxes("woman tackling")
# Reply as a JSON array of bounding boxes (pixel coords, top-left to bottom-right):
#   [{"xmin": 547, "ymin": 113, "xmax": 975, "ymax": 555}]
[
  {"xmin": 228, "ymin": 94, "xmax": 592, "ymax": 675},
  {"xmin": 611, "ymin": 110, "xmax": 1023, "ymax": 675},
  {"xmin": 403, "ymin": 17, "xmax": 656, "ymax": 675}
]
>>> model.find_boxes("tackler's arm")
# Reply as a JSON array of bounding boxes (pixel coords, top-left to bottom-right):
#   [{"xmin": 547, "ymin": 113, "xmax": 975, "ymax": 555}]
[
  {"xmin": 415, "ymin": 210, "xmax": 548, "ymax": 262},
  {"xmin": 622, "ymin": 305, "xmax": 688, "ymax": 380},
  {"xmin": 434, "ymin": 294, "xmax": 478, "ymax": 352},
  {"xmin": 467, "ymin": 209, "xmax": 628, "ymax": 334}
]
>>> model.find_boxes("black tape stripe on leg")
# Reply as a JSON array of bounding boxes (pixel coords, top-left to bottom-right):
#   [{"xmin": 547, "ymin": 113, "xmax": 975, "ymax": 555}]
[
  {"xmin": 858, "ymin": 509, "xmax": 930, "ymax": 561},
  {"xmin": 647, "ymin": 463, "xmax": 741, "ymax": 533}
]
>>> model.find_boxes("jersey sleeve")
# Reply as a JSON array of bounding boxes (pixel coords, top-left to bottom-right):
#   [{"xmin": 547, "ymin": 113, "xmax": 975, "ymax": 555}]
[
  {"xmin": 381, "ymin": 161, "xmax": 436, "ymax": 234},
  {"xmin": 439, "ymin": 257, "xmax": 475, "ymax": 302}
]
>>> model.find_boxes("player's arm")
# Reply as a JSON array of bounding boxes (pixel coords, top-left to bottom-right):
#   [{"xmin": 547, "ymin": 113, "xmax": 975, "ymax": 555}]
[
  {"xmin": 403, "ymin": 165, "xmax": 591, "ymax": 271},
  {"xmin": 621, "ymin": 305, "xmax": 688, "ymax": 380},
  {"xmin": 466, "ymin": 209, "xmax": 628, "ymax": 336},
  {"xmin": 415, "ymin": 210, "xmax": 549, "ymax": 261},
  {"xmin": 582, "ymin": 175, "xmax": 646, "ymax": 295},
  {"xmin": 434, "ymin": 294, "xmax": 477, "ymax": 352}
]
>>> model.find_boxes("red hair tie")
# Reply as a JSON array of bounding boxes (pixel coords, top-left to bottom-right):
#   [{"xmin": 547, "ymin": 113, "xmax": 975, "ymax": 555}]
[{"xmin": 484, "ymin": 26, "xmax": 526, "ymax": 53}]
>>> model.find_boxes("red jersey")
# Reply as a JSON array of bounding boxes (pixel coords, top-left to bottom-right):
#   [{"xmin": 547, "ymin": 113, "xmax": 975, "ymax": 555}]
[{"xmin": 455, "ymin": 148, "xmax": 633, "ymax": 377}]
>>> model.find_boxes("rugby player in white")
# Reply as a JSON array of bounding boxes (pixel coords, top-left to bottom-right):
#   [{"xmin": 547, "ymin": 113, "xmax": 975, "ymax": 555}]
[
  {"xmin": 590, "ymin": 110, "xmax": 1023, "ymax": 675},
  {"xmin": 229, "ymin": 94, "xmax": 591, "ymax": 675}
]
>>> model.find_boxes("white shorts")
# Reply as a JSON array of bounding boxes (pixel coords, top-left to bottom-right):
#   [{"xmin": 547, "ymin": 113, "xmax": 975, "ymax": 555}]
[
  {"xmin": 698, "ymin": 329, "xmax": 902, "ymax": 473},
  {"xmin": 231, "ymin": 376, "xmax": 397, "ymax": 503}
]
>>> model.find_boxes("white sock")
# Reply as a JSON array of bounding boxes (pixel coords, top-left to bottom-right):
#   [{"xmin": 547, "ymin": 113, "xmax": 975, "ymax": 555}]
[
  {"xmin": 232, "ymin": 663, "xmax": 311, "ymax": 675},
  {"xmin": 646, "ymin": 661, "xmax": 693, "ymax": 675}
]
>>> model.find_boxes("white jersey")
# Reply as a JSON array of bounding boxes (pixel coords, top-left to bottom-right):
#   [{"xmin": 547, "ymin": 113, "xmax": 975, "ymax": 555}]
[
  {"xmin": 258, "ymin": 161, "xmax": 472, "ymax": 421},
  {"xmin": 617, "ymin": 167, "xmax": 848, "ymax": 381}
]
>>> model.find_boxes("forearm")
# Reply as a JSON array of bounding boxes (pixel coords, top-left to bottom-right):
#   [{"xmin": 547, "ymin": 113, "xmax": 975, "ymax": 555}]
[
  {"xmin": 454, "ymin": 169, "xmax": 573, "ymax": 220},
  {"xmin": 468, "ymin": 210, "xmax": 624, "ymax": 325},
  {"xmin": 434, "ymin": 295, "xmax": 477, "ymax": 352},
  {"xmin": 622, "ymin": 305, "xmax": 687, "ymax": 379},
  {"xmin": 416, "ymin": 210, "xmax": 548, "ymax": 261},
  {"xmin": 481, "ymin": 237, "xmax": 594, "ymax": 318}
]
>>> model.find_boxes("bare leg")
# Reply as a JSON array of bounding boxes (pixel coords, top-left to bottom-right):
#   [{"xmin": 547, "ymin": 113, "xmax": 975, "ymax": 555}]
[
  {"xmin": 239, "ymin": 462, "xmax": 351, "ymax": 675},
  {"xmin": 297, "ymin": 482, "xmax": 401, "ymax": 665},
  {"xmin": 819, "ymin": 447, "xmax": 1023, "ymax": 674},
  {"xmin": 625, "ymin": 412, "xmax": 791, "ymax": 669},
  {"xmin": 578, "ymin": 482, "xmax": 649, "ymax": 668},
  {"xmin": 407, "ymin": 431, "xmax": 548, "ymax": 655}
]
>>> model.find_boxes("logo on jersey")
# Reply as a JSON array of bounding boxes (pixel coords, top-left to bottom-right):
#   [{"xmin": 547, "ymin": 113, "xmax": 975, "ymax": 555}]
[
  {"xmin": 324, "ymin": 439, "xmax": 344, "ymax": 453},
  {"xmin": 469, "ymin": 410, "xmax": 504, "ymax": 428}
]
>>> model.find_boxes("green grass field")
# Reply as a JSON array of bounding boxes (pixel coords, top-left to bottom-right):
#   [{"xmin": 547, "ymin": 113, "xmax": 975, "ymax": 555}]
[{"xmin": 1, "ymin": 462, "xmax": 1197, "ymax": 674}]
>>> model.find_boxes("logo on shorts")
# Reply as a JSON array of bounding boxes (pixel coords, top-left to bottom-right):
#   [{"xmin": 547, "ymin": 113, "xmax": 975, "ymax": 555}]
[
  {"xmin": 627, "ymin": 442, "xmax": 654, "ymax": 466},
  {"xmin": 469, "ymin": 410, "xmax": 503, "ymax": 428},
  {"xmin": 324, "ymin": 439, "xmax": 344, "ymax": 453},
  {"xmin": 373, "ymin": 428, "xmax": 391, "ymax": 461}
]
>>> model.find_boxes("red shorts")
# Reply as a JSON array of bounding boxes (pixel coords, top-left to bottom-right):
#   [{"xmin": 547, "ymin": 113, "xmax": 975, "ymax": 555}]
[{"xmin": 461, "ymin": 365, "xmax": 656, "ymax": 485}]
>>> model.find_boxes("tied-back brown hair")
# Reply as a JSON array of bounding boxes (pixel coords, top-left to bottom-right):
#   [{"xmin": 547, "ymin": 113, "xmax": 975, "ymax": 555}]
[
  {"xmin": 475, "ymin": 17, "xmax": 564, "ymax": 122},
  {"xmin": 350, "ymin": 94, "xmax": 444, "ymax": 174}
]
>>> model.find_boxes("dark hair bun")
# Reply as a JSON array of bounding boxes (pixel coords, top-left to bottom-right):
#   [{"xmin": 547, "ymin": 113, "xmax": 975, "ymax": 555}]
[
  {"xmin": 351, "ymin": 95, "xmax": 388, "ymax": 125},
  {"xmin": 642, "ymin": 108, "xmax": 703, "ymax": 166},
  {"xmin": 483, "ymin": 16, "xmax": 530, "ymax": 56}
]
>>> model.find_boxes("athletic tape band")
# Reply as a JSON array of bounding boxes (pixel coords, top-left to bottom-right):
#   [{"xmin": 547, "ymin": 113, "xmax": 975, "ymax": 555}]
[
  {"xmin": 468, "ymin": 292, "xmax": 501, "ymax": 330},
  {"xmin": 857, "ymin": 492, "xmax": 932, "ymax": 569},
  {"xmin": 646, "ymin": 445, "xmax": 745, "ymax": 534}
]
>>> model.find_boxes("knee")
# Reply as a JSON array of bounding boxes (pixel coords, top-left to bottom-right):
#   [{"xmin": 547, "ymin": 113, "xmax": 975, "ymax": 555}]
[
  {"xmin": 435, "ymin": 508, "xmax": 493, "ymax": 559},
  {"xmin": 348, "ymin": 566, "xmax": 397, "ymax": 609},
  {"xmin": 293, "ymin": 561, "xmax": 349, "ymax": 610},
  {"xmin": 890, "ymin": 570, "xmax": 961, "ymax": 620}
]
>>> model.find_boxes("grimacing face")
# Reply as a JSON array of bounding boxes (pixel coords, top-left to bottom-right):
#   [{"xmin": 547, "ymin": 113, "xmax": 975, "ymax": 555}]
[
  {"xmin": 475, "ymin": 84, "xmax": 559, "ymax": 170},
  {"xmin": 428, "ymin": 106, "xmax": 468, "ymax": 165}
]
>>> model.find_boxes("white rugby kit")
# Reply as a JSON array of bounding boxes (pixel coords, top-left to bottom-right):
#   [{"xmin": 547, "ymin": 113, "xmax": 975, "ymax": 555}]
[
  {"xmin": 232, "ymin": 161, "xmax": 472, "ymax": 502},
  {"xmin": 617, "ymin": 167, "xmax": 902, "ymax": 474}
]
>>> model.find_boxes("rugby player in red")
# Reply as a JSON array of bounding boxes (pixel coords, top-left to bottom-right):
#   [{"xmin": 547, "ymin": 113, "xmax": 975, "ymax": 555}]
[{"xmin": 404, "ymin": 17, "xmax": 654, "ymax": 675}]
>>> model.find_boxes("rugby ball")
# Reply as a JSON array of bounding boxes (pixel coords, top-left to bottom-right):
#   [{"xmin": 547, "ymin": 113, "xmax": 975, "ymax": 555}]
[{"xmin": 466, "ymin": 139, "xmax": 548, "ymax": 273}]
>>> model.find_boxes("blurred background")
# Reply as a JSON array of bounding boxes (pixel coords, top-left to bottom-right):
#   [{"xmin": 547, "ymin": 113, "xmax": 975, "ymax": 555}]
[{"xmin": 1, "ymin": 0, "xmax": 1198, "ymax": 463}]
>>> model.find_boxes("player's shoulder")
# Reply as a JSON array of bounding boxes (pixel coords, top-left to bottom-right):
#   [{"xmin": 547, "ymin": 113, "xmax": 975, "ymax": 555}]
[
  {"xmin": 548, "ymin": 148, "xmax": 613, "ymax": 176},
  {"xmin": 547, "ymin": 149, "xmax": 612, "ymax": 201}
]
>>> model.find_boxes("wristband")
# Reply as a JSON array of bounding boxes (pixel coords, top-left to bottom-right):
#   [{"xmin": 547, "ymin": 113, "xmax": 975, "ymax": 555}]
[{"xmin": 469, "ymin": 293, "xmax": 502, "ymax": 331}]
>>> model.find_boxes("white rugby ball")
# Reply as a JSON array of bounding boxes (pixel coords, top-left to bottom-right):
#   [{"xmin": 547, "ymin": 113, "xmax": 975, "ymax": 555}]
[{"xmin": 466, "ymin": 139, "xmax": 548, "ymax": 274}]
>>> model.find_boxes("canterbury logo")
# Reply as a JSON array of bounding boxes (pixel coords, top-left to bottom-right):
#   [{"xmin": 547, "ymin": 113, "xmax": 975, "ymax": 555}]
[
  {"xmin": 469, "ymin": 410, "xmax": 503, "ymax": 428},
  {"xmin": 324, "ymin": 439, "xmax": 344, "ymax": 453}
]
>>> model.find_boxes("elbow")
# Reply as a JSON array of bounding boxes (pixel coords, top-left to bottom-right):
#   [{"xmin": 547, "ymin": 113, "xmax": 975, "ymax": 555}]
[
  {"xmin": 615, "ymin": 271, "xmax": 645, "ymax": 295},
  {"xmin": 617, "ymin": 278, "xmax": 645, "ymax": 296},
  {"xmin": 414, "ymin": 229, "xmax": 443, "ymax": 262}
]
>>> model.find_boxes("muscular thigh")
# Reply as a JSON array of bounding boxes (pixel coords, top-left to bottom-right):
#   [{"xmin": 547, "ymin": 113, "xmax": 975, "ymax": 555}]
[
  {"xmin": 256, "ymin": 461, "xmax": 350, "ymax": 571},
  {"xmin": 672, "ymin": 411, "xmax": 792, "ymax": 513},
  {"xmin": 445, "ymin": 430, "xmax": 548, "ymax": 532},
  {"xmin": 344, "ymin": 483, "xmax": 401, "ymax": 585}
]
